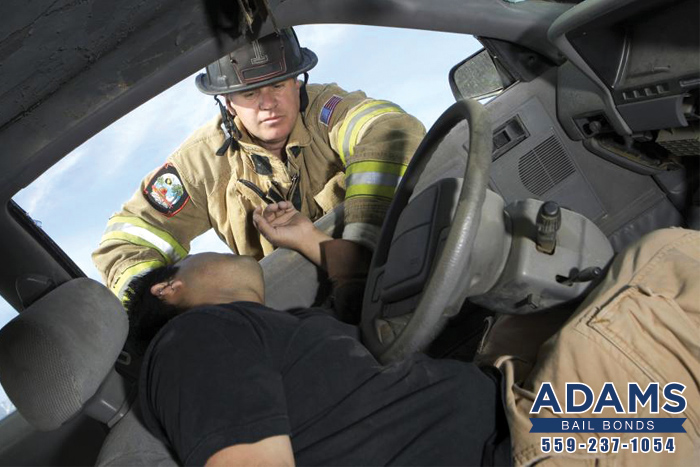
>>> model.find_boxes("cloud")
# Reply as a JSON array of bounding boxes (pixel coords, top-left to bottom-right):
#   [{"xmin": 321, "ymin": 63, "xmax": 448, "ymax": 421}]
[
  {"xmin": 14, "ymin": 73, "xmax": 213, "ymax": 220},
  {"xmin": 57, "ymin": 228, "xmax": 109, "ymax": 281},
  {"xmin": 92, "ymin": 74, "xmax": 213, "ymax": 173},
  {"xmin": 0, "ymin": 301, "xmax": 16, "ymax": 329},
  {"xmin": 17, "ymin": 147, "xmax": 87, "ymax": 215},
  {"xmin": 190, "ymin": 229, "xmax": 234, "ymax": 255},
  {"xmin": 295, "ymin": 25, "xmax": 479, "ymax": 129},
  {"xmin": 295, "ymin": 24, "xmax": 354, "ymax": 59},
  {"xmin": 12, "ymin": 25, "xmax": 480, "ymax": 291}
]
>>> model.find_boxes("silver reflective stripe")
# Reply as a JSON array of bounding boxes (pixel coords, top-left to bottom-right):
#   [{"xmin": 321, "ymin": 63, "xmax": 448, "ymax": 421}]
[
  {"xmin": 342, "ymin": 102, "xmax": 401, "ymax": 157},
  {"xmin": 346, "ymin": 172, "xmax": 403, "ymax": 188},
  {"xmin": 105, "ymin": 222, "xmax": 184, "ymax": 262}
]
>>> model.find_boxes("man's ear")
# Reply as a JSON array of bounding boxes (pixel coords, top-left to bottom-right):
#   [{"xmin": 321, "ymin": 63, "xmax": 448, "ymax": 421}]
[
  {"xmin": 224, "ymin": 96, "xmax": 237, "ymax": 116},
  {"xmin": 295, "ymin": 79, "xmax": 302, "ymax": 90},
  {"xmin": 150, "ymin": 279, "xmax": 185, "ymax": 300}
]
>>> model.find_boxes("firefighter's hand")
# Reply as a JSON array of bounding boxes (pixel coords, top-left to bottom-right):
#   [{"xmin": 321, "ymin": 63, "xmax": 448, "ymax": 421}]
[{"xmin": 253, "ymin": 202, "xmax": 331, "ymax": 265}]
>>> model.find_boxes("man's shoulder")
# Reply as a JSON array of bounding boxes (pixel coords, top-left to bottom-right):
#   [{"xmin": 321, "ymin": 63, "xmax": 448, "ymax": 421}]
[
  {"xmin": 307, "ymin": 83, "xmax": 366, "ymax": 106},
  {"xmin": 305, "ymin": 83, "xmax": 368, "ymax": 131},
  {"xmin": 177, "ymin": 115, "xmax": 226, "ymax": 154},
  {"xmin": 144, "ymin": 303, "xmax": 299, "ymax": 362},
  {"xmin": 160, "ymin": 302, "xmax": 286, "ymax": 331},
  {"xmin": 307, "ymin": 82, "xmax": 345, "ymax": 99},
  {"xmin": 146, "ymin": 306, "xmax": 257, "ymax": 353},
  {"xmin": 168, "ymin": 115, "xmax": 232, "ymax": 184}
]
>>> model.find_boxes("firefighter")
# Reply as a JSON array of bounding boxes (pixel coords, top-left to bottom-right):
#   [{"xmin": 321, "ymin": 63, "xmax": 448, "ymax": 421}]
[{"xmin": 92, "ymin": 28, "xmax": 426, "ymax": 301}]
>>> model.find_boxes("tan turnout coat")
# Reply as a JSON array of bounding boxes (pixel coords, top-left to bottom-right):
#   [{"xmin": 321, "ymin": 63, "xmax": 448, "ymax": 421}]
[{"xmin": 93, "ymin": 83, "xmax": 425, "ymax": 297}]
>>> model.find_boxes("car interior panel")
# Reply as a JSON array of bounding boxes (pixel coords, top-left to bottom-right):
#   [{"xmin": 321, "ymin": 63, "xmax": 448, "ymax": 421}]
[{"xmin": 0, "ymin": 0, "xmax": 698, "ymax": 464}]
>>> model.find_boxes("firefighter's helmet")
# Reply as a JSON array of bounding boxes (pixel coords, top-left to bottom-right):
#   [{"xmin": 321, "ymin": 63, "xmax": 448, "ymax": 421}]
[{"xmin": 196, "ymin": 28, "xmax": 317, "ymax": 95}]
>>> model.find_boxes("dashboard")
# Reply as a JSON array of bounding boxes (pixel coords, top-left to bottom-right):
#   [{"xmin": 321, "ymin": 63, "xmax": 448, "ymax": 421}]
[{"xmin": 550, "ymin": 0, "xmax": 699, "ymax": 138}]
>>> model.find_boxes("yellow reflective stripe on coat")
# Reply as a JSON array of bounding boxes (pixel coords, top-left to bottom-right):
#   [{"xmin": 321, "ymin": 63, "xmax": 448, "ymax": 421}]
[
  {"xmin": 102, "ymin": 216, "xmax": 188, "ymax": 262},
  {"xmin": 345, "ymin": 160, "xmax": 408, "ymax": 200},
  {"xmin": 336, "ymin": 100, "xmax": 404, "ymax": 165},
  {"xmin": 113, "ymin": 260, "xmax": 165, "ymax": 301}
]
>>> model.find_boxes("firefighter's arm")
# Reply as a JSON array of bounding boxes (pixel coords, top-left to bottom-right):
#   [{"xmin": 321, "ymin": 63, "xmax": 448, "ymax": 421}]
[
  {"xmin": 92, "ymin": 161, "xmax": 212, "ymax": 300},
  {"xmin": 320, "ymin": 88, "xmax": 426, "ymax": 251}
]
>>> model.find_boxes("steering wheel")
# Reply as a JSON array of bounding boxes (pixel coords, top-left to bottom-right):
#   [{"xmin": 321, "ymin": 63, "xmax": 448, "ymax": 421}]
[{"xmin": 360, "ymin": 99, "xmax": 493, "ymax": 364}]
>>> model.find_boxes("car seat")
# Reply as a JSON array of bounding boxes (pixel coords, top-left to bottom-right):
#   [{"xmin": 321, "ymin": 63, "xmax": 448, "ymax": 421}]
[{"xmin": 0, "ymin": 278, "xmax": 178, "ymax": 466}]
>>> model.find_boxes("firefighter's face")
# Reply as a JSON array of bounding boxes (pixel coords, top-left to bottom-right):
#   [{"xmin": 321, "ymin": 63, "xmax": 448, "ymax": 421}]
[{"xmin": 225, "ymin": 78, "xmax": 302, "ymax": 149}]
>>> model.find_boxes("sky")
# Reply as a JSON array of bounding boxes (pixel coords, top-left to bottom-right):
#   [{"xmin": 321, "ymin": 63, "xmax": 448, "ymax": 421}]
[
  {"xmin": 0, "ymin": 24, "xmax": 480, "ymax": 415},
  {"xmin": 9, "ymin": 24, "xmax": 480, "ymax": 282}
]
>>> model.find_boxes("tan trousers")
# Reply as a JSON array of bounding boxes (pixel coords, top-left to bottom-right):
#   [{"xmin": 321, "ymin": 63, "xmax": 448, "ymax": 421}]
[{"xmin": 478, "ymin": 228, "xmax": 700, "ymax": 466}]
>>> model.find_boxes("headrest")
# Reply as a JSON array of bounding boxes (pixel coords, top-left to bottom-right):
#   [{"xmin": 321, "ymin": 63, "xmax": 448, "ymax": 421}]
[{"xmin": 0, "ymin": 278, "xmax": 127, "ymax": 431}]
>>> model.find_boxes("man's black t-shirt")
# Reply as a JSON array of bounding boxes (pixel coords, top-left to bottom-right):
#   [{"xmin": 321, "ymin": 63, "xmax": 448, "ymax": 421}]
[{"xmin": 140, "ymin": 302, "xmax": 508, "ymax": 466}]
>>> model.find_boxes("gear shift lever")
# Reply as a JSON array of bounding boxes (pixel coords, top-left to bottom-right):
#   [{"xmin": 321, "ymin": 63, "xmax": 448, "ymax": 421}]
[{"xmin": 536, "ymin": 201, "xmax": 561, "ymax": 254}]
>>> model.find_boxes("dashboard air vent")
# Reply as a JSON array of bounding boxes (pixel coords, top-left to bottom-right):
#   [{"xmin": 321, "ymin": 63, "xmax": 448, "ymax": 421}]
[{"xmin": 518, "ymin": 136, "xmax": 575, "ymax": 196}]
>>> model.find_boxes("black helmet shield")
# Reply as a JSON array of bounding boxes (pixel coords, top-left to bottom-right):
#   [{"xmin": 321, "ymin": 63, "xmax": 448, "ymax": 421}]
[{"xmin": 196, "ymin": 28, "xmax": 318, "ymax": 95}]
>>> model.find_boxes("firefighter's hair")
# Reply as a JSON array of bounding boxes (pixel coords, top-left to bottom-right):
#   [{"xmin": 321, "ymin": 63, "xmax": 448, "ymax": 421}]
[{"xmin": 124, "ymin": 265, "xmax": 184, "ymax": 356}]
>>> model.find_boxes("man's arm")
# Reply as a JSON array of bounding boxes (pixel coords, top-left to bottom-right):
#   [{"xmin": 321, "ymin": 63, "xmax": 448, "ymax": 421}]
[
  {"xmin": 307, "ymin": 84, "xmax": 426, "ymax": 252},
  {"xmin": 206, "ymin": 435, "xmax": 294, "ymax": 467},
  {"xmin": 252, "ymin": 201, "xmax": 331, "ymax": 266},
  {"xmin": 254, "ymin": 202, "xmax": 371, "ymax": 323},
  {"xmin": 334, "ymin": 105, "xmax": 425, "ymax": 251},
  {"xmin": 92, "ymin": 161, "xmax": 212, "ymax": 300}
]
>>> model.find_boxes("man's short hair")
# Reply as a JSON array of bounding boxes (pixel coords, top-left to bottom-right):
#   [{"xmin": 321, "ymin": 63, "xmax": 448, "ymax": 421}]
[{"xmin": 124, "ymin": 265, "xmax": 184, "ymax": 355}]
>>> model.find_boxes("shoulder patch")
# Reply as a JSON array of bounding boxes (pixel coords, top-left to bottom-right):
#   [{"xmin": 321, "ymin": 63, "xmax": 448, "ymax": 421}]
[
  {"xmin": 319, "ymin": 95, "xmax": 343, "ymax": 126},
  {"xmin": 143, "ymin": 163, "xmax": 190, "ymax": 217}
]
